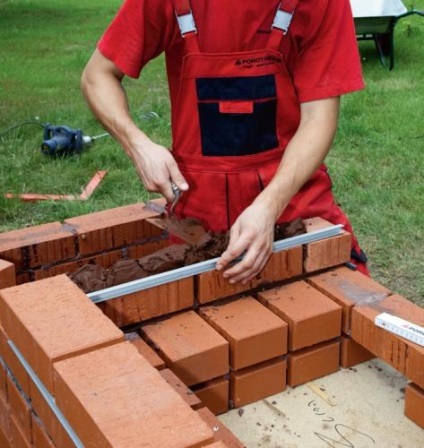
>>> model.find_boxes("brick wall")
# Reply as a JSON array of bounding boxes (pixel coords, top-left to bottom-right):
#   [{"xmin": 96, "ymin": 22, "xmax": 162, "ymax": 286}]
[{"xmin": 0, "ymin": 202, "xmax": 423, "ymax": 446}]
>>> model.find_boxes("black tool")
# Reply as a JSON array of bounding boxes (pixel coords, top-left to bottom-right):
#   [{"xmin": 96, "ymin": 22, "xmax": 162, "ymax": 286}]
[{"xmin": 41, "ymin": 124, "xmax": 109, "ymax": 157}]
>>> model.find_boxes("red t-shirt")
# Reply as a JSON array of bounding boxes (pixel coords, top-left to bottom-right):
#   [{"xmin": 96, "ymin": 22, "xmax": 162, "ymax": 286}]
[{"xmin": 99, "ymin": 0, "xmax": 364, "ymax": 107}]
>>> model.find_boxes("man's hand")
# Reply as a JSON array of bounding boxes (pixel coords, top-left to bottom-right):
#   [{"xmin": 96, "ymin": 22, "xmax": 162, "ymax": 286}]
[
  {"xmin": 81, "ymin": 49, "xmax": 188, "ymax": 202},
  {"xmin": 128, "ymin": 137, "xmax": 188, "ymax": 203},
  {"xmin": 216, "ymin": 203, "xmax": 276, "ymax": 284}
]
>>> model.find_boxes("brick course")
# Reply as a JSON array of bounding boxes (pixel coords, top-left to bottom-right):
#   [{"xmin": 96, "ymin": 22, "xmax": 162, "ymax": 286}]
[
  {"xmin": 199, "ymin": 297, "xmax": 287, "ymax": 370},
  {"xmin": 257, "ymin": 281, "xmax": 342, "ymax": 351},
  {"xmin": 54, "ymin": 341, "xmax": 215, "ymax": 447},
  {"xmin": 0, "ymin": 274, "xmax": 124, "ymax": 394},
  {"xmin": 0, "ymin": 207, "xmax": 421, "ymax": 438},
  {"xmin": 141, "ymin": 311, "xmax": 229, "ymax": 387}
]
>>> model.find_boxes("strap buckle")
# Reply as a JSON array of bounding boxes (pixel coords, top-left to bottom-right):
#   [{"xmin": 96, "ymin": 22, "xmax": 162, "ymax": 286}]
[
  {"xmin": 272, "ymin": 9, "xmax": 294, "ymax": 34},
  {"xmin": 176, "ymin": 11, "xmax": 197, "ymax": 36}
]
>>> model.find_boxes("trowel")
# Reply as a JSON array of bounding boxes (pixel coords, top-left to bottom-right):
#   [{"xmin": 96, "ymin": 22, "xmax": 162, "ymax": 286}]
[{"xmin": 144, "ymin": 183, "xmax": 208, "ymax": 246}]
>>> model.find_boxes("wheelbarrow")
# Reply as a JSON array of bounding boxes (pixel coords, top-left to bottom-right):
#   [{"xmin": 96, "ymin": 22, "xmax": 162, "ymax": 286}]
[{"xmin": 350, "ymin": 0, "xmax": 424, "ymax": 70}]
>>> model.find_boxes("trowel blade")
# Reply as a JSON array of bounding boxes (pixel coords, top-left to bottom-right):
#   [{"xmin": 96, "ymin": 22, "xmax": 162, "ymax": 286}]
[
  {"xmin": 143, "ymin": 200, "xmax": 167, "ymax": 215},
  {"xmin": 147, "ymin": 217, "xmax": 208, "ymax": 246}
]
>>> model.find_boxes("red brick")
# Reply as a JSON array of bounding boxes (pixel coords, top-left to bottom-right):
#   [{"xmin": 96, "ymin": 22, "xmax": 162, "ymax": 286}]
[
  {"xmin": 0, "ymin": 274, "xmax": 124, "ymax": 394},
  {"xmin": 196, "ymin": 247, "xmax": 303, "ymax": 304},
  {"xmin": 126, "ymin": 332, "xmax": 166, "ymax": 369},
  {"xmin": 287, "ymin": 340, "xmax": 340, "ymax": 387},
  {"xmin": 28, "ymin": 377, "xmax": 76, "ymax": 448},
  {"xmin": 405, "ymin": 383, "xmax": 424, "ymax": 429},
  {"xmin": 31, "ymin": 414, "xmax": 55, "ymax": 448},
  {"xmin": 303, "ymin": 218, "xmax": 351, "ymax": 273},
  {"xmin": 64, "ymin": 202, "xmax": 164, "ymax": 255},
  {"xmin": 307, "ymin": 266, "xmax": 391, "ymax": 333},
  {"xmin": 15, "ymin": 272, "xmax": 31, "ymax": 286},
  {"xmin": 0, "ymin": 424, "xmax": 11, "ymax": 448},
  {"xmin": 351, "ymin": 294, "xmax": 424, "ymax": 389},
  {"xmin": 127, "ymin": 238, "xmax": 169, "ymax": 258},
  {"xmin": 0, "ymin": 393, "xmax": 11, "ymax": 442},
  {"xmin": 0, "ymin": 324, "xmax": 30, "ymax": 398},
  {"xmin": 194, "ymin": 378, "xmax": 229, "ymax": 415},
  {"xmin": 141, "ymin": 310, "xmax": 229, "ymax": 386},
  {"xmin": 160, "ymin": 368, "xmax": 203, "ymax": 409},
  {"xmin": 196, "ymin": 407, "xmax": 245, "ymax": 448},
  {"xmin": 230, "ymin": 358, "xmax": 287, "ymax": 408},
  {"xmin": 9, "ymin": 415, "xmax": 31, "ymax": 448},
  {"xmin": 34, "ymin": 249, "xmax": 124, "ymax": 281},
  {"xmin": 98, "ymin": 277, "xmax": 194, "ymax": 327},
  {"xmin": 340, "ymin": 336, "xmax": 374, "ymax": 369},
  {"xmin": 199, "ymin": 297, "xmax": 288, "ymax": 370},
  {"xmin": 0, "ymin": 260, "xmax": 16, "ymax": 289},
  {"xmin": 54, "ymin": 341, "xmax": 214, "ymax": 447},
  {"xmin": 258, "ymin": 281, "xmax": 342, "ymax": 351},
  {"xmin": 6, "ymin": 375, "xmax": 32, "ymax": 443},
  {"xmin": 0, "ymin": 362, "xmax": 6, "ymax": 399},
  {"xmin": 0, "ymin": 222, "xmax": 76, "ymax": 270}
]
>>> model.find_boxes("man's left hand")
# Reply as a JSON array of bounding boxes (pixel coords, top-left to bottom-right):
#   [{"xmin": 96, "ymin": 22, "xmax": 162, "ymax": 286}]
[{"xmin": 216, "ymin": 204, "xmax": 276, "ymax": 284}]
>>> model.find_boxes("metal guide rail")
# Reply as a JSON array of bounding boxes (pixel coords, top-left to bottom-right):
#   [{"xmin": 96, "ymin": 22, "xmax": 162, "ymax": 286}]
[{"xmin": 88, "ymin": 224, "xmax": 344, "ymax": 304}]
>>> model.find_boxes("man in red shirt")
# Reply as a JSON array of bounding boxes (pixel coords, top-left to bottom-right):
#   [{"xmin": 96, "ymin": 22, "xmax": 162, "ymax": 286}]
[{"xmin": 81, "ymin": 0, "xmax": 369, "ymax": 283}]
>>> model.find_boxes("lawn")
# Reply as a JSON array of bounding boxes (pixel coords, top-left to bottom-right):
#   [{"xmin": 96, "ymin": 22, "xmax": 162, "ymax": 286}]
[{"xmin": 0, "ymin": 0, "xmax": 423, "ymax": 305}]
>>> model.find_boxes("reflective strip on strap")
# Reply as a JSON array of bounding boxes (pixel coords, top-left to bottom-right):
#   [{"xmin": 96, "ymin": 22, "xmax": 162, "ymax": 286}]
[
  {"xmin": 176, "ymin": 11, "xmax": 197, "ymax": 36},
  {"xmin": 272, "ymin": 9, "xmax": 294, "ymax": 34}
]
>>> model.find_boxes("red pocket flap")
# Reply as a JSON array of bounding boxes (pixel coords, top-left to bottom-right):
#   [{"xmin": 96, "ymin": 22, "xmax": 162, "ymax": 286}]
[{"xmin": 219, "ymin": 100, "xmax": 254, "ymax": 114}]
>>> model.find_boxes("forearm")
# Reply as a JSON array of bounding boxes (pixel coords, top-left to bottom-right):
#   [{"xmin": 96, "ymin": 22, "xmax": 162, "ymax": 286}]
[
  {"xmin": 253, "ymin": 97, "xmax": 340, "ymax": 221},
  {"xmin": 81, "ymin": 49, "xmax": 151, "ymax": 160}
]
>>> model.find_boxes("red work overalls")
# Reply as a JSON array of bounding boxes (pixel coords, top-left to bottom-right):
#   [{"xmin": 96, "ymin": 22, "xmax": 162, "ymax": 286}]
[{"xmin": 170, "ymin": 0, "xmax": 368, "ymax": 275}]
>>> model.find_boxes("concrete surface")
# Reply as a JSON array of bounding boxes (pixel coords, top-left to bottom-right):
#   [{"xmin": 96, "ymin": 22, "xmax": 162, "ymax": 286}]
[{"xmin": 220, "ymin": 359, "xmax": 423, "ymax": 448}]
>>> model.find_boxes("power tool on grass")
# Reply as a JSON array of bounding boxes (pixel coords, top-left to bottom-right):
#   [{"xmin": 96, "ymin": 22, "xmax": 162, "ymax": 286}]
[{"xmin": 41, "ymin": 124, "xmax": 109, "ymax": 157}]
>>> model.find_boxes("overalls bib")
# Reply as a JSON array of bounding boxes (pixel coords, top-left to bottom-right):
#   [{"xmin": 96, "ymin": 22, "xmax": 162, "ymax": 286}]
[{"xmin": 170, "ymin": 0, "xmax": 368, "ymax": 273}]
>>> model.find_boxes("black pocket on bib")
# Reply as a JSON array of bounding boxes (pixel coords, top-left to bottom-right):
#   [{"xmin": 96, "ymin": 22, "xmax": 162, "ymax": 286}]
[{"xmin": 196, "ymin": 75, "xmax": 278, "ymax": 156}]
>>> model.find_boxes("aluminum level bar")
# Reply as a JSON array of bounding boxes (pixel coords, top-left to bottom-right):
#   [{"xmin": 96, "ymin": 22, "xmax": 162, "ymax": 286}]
[{"xmin": 88, "ymin": 224, "xmax": 344, "ymax": 304}]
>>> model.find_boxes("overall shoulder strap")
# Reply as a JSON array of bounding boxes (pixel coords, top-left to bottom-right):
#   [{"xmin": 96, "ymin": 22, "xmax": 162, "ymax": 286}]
[
  {"xmin": 172, "ymin": 0, "xmax": 200, "ymax": 53},
  {"xmin": 268, "ymin": 0, "xmax": 300, "ymax": 51}
]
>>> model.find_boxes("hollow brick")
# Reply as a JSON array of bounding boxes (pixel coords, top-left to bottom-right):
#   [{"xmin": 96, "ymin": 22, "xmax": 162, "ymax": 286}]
[
  {"xmin": 0, "ymin": 324, "xmax": 30, "ymax": 398},
  {"xmin": 0, "ymin": 222, "xmax": 76, "ymax": 270},
  {"xmin": 351, "ymin": 294, "xmax": 424, "ymax": 388},
  {"xmin": 0, "ymin": 260, "xmax": 16, "ymax": 289},
  {"xmin": 340, "ymin": 335, "xmax": 374, "ymax": 369},
  {"xmin": 303, "ymin": 218, "xmax": 351, "ymax": 273},
  {"xmin": 9, "ymin": 415, "xmax": 31, "ymax": 448},
  {"xmin": 29, "ymin": 377, "xmax": 76, "ymax": 448},
  {"xmin": 34, "ymin": 249, "xmax": 123, "ymax": 281},
  {"xmin": 199, "ymin": 296, "xmax": 288, "ymax": 370},
  {"xmin": 0, "ymin": 274, "xmax": 124, "ymax": 394},
  {"xmin": 307, "ymin": 266, "xmax": 391, "ymax": 334},
  {"xmin": 287, "ymin": 340, "xmax": 340, "ymax": 387},
  {"xmin": 54, "ymin": 341, "xmax": 215, "ymax": 447},
  {"xmin": 31, "ymin": 414, "xmax": 55, "ymax": 448},
  {"xmin": 404, "ymin": 383, "xmax": 424, "ymax": 429},
  {"xmin": 0, "ymin": 393, "xmax": 11, "ymax": 442},
  {"xmin": 141, "ymin": 310, "xmax": 229, "ymax": 387},
  {"xmin": 193, "ymin": 378, "xmax": 229, "ymax": 416},
  {"xmin": 64, "ymin": 202, "xmax": 164, "ymax": 256},
  {"xmin": 196, "ymin": 247, "xmax": 303, "ymax": 304},
  {"xmin": 97, "ymin": 277, "xmax": 194, "ymax": 327},
  {"xmin": 230, "ymin": 358, "xmax": 287, "ymax": 408},
  {"xmin": 257, "ymin": 281, "xmax": 342, "ymax": 351},
  {"xmin": 6, "ymin": 375, "xmax": 32, "ymax": 443}
]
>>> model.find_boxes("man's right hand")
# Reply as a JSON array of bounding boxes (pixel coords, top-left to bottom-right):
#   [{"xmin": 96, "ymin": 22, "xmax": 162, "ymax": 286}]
[
  {"xmin": 81, "ymin": 49, "xmax": 188, "ymax": 203},
  {"xmin": 127, "ymin": 136, "xmax": 189, "ymax": 203}
]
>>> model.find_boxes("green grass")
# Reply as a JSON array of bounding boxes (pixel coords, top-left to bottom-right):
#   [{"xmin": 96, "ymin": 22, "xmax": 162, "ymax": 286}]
[{"xmin": 0, "ymin": 0, "xmax": 423, "ymax": 305}]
